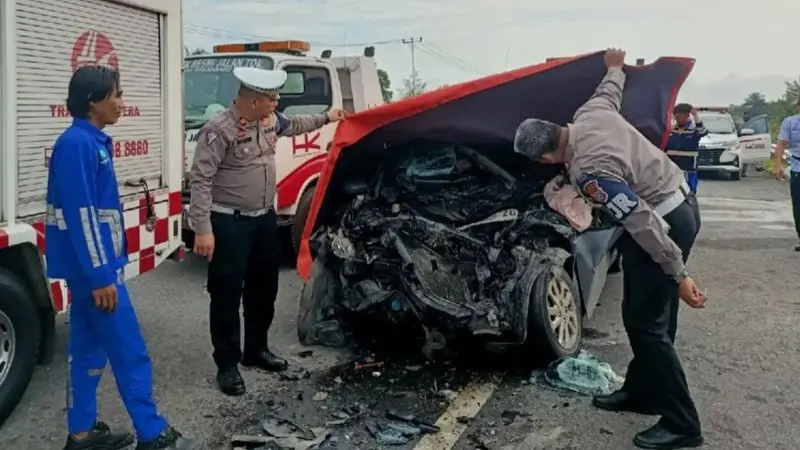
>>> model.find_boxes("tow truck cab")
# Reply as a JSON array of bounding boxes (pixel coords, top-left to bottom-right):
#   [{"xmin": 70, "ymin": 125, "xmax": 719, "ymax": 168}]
[{"xmin": 182, "ymin": 41, "xmax": 384, "ymax": 253}]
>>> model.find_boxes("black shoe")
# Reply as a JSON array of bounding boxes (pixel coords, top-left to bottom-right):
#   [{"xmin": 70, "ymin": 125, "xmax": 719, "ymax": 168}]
[
  {"xmin": 216, "ymin": 366, "xmax": 246, "ymax": 396},
  {"xmin": 64, "ymin": 421, "xmax": 135, "ymax": 450},
  {"xmin": 135, "ymin": 427, "xmax": 197, "ymax": 450},
  {"xmin": 633, "ymin": 423, "xmax": 703, "ymax": 449},
  {"xmin": 241, "ymin": 349, "xmax": 288, "ymax": 372},
  {"xmin": 794, "ymin": 243, "xmax": 800, "ymax": 252},
  {"xmin": 592, "ymin": 390, "xmax": 656, "ymax": 415}
]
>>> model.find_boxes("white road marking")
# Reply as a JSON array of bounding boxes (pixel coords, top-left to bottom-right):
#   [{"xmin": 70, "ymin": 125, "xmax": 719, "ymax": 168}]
[
  {"xmin": 698, "ymin": 197, "xmax": 791, "ymax": 208},
  {"xmin": 413, "ymin": 372, "xmax": 505, "ymax": 450},
  {"xmin": 698, "ymin": 197, "xmax": 794, "ymax": 224}
]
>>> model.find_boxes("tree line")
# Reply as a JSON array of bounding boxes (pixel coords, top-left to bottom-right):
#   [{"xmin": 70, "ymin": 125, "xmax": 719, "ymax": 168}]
[{"xmin": 728, "ymin": 78, "xmax": 800, "ymax": 139}]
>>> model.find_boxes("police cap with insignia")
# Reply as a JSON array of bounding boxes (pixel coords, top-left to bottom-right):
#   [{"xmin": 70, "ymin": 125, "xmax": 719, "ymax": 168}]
[{"xmin": 233, "ymin": 67, "xmax": 287, "ymax": 96}]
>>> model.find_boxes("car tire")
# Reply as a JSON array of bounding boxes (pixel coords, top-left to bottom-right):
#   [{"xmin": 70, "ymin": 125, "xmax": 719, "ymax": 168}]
[
  {"xmin": 0, "ymin": 268, "xmax": 41, "ymax": 427},
  {"xmin": 291, "ymin": 187, "xmax": 316, "ymax": 256},
  {"xmin": 525, "ymin": 266, "xmax": 582, "ymax": 362},
  {"xmin": 731, "ymin": 166, "xmax": 742, "ymax": 181}
]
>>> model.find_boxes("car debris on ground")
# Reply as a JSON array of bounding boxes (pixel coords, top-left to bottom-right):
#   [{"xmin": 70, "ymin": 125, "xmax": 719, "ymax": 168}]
[{"xmin": 228, "ymin": 353, "xmax": 472, "ymax": 449}]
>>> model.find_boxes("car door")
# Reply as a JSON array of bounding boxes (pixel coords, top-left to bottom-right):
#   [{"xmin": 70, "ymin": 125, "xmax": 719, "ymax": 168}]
[
  {"xmin": 738, "ymin": 114, "xmax": 771, "ymax": 165},
  {"xmin": 571, "ymin": 227, "xmax": 625, "ymax": 318}
]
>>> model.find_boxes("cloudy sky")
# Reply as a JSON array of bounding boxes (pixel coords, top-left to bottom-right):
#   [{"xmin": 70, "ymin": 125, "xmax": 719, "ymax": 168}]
[{"xmin": 183, "ymin": 0, "xmax": 799, "ymax": 106}]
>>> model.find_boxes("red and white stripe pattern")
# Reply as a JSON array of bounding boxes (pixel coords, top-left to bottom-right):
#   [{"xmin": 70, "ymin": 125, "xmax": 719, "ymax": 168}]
[{"xmin": 0, "ymin": 190, "xmax": 184, "ymax": 313}]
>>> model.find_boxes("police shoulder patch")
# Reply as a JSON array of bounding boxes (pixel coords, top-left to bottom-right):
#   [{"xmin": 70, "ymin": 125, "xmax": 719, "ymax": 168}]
[
  {"xmin": 206, "ymin": 129, "xmax": 219, "ymax": 145},
  {"xmin": 577, "ymin": 173, "xmax": 639, "ymax": 221}
]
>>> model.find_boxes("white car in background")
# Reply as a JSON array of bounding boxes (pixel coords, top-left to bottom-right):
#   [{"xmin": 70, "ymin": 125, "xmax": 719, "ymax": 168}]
[{"xmin": 695, "ymin": 109, "xmax": 771, "ymax": 180}]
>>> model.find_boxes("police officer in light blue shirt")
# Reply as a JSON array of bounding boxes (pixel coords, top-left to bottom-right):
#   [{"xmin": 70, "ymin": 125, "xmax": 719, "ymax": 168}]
[{"xmin": 773, "ymin": 97, "xmax": 800, "ymax": 251}]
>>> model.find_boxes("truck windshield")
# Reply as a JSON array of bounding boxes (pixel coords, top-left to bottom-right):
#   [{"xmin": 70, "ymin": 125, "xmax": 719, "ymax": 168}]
[
  {"xmin": 184, "ymin": 55, "xmax": 274, "ymax": 127},
  {"xmin": 699, "ymin": 116, "xmax": 735, "ymax": 134}
]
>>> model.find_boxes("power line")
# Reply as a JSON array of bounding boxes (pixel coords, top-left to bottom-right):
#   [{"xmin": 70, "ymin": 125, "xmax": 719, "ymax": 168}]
[
  {"xmin": 184, "ymin": 23, "xmax": 403, "ymax": 48},
  {"xmin": 401, "ymin": 37, "xmax": 423, "ymax": 94},
  {"xmin": 417, "ymin": 44, "xmax": 484, "ymax": 76},
  {"xmin": 421, "ymin": 43, "xmax": 484, "ymax": 74}
]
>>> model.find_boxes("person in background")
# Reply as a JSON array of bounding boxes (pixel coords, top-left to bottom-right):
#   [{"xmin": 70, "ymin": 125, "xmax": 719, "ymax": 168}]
[
  {"xmin": 666, "ymin": 103, "xmax": 708, "ymax": 194},
  {"xmin": 772, "ymin": 97, "xmax": 800, "ymax": 251},
  {"xmin": 46, "ymin": 65, "xmax": 196, "ymax": 450},
  {"xmin": 189, "ymin": 67, "xmax": 348, "ymax": 397}
]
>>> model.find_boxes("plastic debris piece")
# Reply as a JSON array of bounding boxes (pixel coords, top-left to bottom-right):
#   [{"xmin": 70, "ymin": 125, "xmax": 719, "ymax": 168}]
[
  {"xmin": 262, "ymin": 415, "xmax": 315, "ymax": 440},
  {"xmin": 530, "ymin": 350, "xmax": 624, "ymax": 396},
  {"xmin": 385, "ymin": 421, "xmax": 422, "ymax": 436},
  {"xmin": 279, "ymin": 368, "xmax": 311, "ymax": 381}
]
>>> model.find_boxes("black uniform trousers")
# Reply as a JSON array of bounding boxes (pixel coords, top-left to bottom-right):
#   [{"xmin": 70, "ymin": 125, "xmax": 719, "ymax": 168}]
[
  {"xmin": 207, "ymin": 210, "xmax": 281, "ymax": 370},
  {"xmin": 619, "ymin": 194, "xmax": 702, "ymax": 436},
  {"xmin": 790, "ymin": 171, "xmax": 800, "ymax": 239}
]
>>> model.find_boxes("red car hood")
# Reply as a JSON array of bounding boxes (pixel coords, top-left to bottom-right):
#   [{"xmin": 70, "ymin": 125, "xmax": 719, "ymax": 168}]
[{"xmin": 297, "ymin": 50, "xmax": 694, "ymax": 279}]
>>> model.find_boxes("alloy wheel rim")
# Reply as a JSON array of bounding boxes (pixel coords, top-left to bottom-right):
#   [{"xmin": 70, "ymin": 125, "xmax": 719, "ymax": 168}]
[{"xmin": 546, "ymin": 277, "xmax": 579, "ymax": 350}]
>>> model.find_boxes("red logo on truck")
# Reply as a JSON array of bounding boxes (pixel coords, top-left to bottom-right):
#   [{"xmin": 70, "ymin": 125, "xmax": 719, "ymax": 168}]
[{"xmin": 71, "ymin": 30, "xmax": 119, "ymax": 72}]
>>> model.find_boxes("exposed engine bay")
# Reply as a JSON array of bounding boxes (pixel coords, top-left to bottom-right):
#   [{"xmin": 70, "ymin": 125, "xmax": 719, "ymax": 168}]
[{"xmin": 299, "ymin": 141, "xmax": 617, "ymax": 358}]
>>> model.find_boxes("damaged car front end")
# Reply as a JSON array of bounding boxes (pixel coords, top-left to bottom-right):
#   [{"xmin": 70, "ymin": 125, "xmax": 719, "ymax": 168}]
[
  {"xmin": 295, "ymin": 52, "xmax": 695, "ymax": 361},
  {"xmin": 304, "ymin": 143, "xmax": 617, "ymax": 360}
]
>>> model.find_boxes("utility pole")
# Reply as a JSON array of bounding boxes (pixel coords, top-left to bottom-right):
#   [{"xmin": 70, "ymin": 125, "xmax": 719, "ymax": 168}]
[{"xmin": 402, "ymin": 37, "xmax": 423, "ymax": 94}]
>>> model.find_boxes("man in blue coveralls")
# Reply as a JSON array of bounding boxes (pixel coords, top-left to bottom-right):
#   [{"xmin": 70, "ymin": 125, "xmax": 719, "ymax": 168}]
[
  {"xmin": 45, "ymin": 65, "xmax": 196, "ymax": 450},
  {"xmin": 666, "ymin": 103, "xmax": 707, "ymax": 193}
]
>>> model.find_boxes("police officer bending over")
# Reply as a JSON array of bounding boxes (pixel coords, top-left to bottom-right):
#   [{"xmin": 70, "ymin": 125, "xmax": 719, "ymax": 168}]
[
  {"xmin": 189, "ymin": 67, "xmax": 347, "ymax": 396},
  {"xmin": 513, "ymin": 49, "xmax": 708, "ymax": 450}
]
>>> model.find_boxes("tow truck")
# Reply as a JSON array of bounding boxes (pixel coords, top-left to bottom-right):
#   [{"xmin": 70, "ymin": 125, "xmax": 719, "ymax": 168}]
[
  {"xmin": 182, "ymin": 40, "xmax": 384, "ymax": 253},
  {"xmin": 695, "ymin": 107, "xmax": 771, "ymax": 180},
  {"xmin": 0, "ymin": 0, "xmax": 185, "ymax": 426}
]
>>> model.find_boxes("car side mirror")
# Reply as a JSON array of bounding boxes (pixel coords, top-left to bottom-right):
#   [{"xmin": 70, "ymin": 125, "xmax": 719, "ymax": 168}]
[{"xmin": 739, "ymin": 127, "xmax": 755, "ymax": 136}]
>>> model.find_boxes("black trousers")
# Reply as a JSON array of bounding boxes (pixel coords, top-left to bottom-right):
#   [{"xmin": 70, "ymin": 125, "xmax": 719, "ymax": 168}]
[
  {"xmin": 207, "ymin": 210, "xmax": 281, "ymax": 370},
  {"xmin": 791, "ymin": 171, "xmax": 800, "ymax": 239},
  {"xmin": 619, "ymin": 195, "xmax": 702, "ymax": 436}
]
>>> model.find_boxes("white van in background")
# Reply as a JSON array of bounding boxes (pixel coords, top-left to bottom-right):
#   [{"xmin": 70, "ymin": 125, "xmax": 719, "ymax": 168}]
[{"xmin": 694, "ymin": 107, "xmax": 771, "ymax": 180}]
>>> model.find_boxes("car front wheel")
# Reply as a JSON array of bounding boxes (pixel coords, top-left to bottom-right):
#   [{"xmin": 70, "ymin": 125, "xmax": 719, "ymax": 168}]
[{"xmin": 525, "ymin": 267, "xmax": 582, "ymax": 361}]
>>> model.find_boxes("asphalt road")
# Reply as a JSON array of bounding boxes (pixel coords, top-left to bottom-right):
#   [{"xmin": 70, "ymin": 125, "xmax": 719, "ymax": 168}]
[{"xmin": 2, "ymin": 171, "xmax": 797, "ymax": 450}]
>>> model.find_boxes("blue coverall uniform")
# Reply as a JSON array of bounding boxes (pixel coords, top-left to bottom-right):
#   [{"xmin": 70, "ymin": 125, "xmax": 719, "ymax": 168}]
[
  {"xmin": 666, "ymin": 120, "xmax": 708, "ymax": 193},
  {"xmin": 45, "ymin": 118, "xmax": 168, "ymax": 441}
]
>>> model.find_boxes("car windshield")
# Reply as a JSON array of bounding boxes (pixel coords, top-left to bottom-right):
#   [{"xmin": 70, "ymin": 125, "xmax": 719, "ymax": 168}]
[
  {"xmin": 699, "ymin": 115, "xmax": 735, "ymax": 134},
  {"xmin": 183, "ymin": 56, "xmax": 274, "ymax": 127}
]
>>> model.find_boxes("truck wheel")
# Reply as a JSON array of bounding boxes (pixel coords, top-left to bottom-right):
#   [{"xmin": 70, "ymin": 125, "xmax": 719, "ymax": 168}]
[
  {"xmin": 0, "ymin": 268, "xmax": 41, "ymax": 427},
  {"xmin": 291, "ymin": 187, "xmax": 316, "ymax": 256},
  {"xmin": 525, "ymin": 267, "xmax": 582, "ymax": 362}
]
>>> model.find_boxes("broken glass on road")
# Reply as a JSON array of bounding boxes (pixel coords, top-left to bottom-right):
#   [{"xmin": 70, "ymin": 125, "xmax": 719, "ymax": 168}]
[{"xmin": 531, "ymin": 350, "xmax": 624, "ymax": 396}]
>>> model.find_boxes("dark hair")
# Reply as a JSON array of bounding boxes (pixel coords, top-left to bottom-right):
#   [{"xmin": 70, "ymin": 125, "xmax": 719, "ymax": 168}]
[
  {"xmin": 66, "ymin": 65, "xmax": 121, "ymax": 119},
  {"xmin": 673, "ymin": 103, "xmax": 692, "ymax": 114}
]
